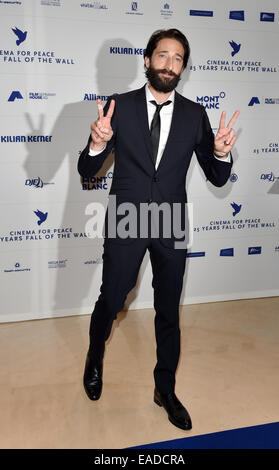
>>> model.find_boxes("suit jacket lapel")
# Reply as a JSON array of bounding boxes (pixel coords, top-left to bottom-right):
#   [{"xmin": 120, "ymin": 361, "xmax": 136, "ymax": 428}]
[{"xmin": 156, "ymin": 91, "xmax": 183, "ymax": 172}]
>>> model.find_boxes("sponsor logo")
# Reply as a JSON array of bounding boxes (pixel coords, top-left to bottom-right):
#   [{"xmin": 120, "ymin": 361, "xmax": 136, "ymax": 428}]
[
  {"xmin": 260, "ymin": 172, "xmax": 279, "ymax": 182},
  {"xmin": 0, "ymin": 0, "xmax": 22, "ymax": 4},
  {"xmin": 41, "ymin": 0, "xmax": 61, "ymax": 5},
  {"xmin": 8, "ymin": 91, "xmax": 56, "ymax": 101},
  {"xmin": 34, "ymin": 209, "xmax": 48, "ymax": 226},
  {"xmin": 229, "ymin": 10, "xmax": 245, "ymax": 21},
  {"xmin": 11, "ymin": 26, "xmax": 27, "ymax": 46},
  {"xmin": 248, "ymin": 246, "xmax": 262, "ymax": 255},
  {"xmin": 84, "ymin": 258, "xmax": 103, "ymax": 265},
  {"xmin": 231, "ymin": 202, "xmax": 242, "ymax": 216},
  {"xmin": 230, "ymin": 173, "xmax": 238, "ymax": 183},
  {"xmin": 126, "ymin": 1, "xmax": 143, "ymax": 16},
  {"xmin": 220, "ymin": 248, "xmax": 234, "ymax": 256},
  {"xmin": 80, "ymin": 1, "xmax": 108, "ymax": 8},
  {"xmin": 160, "ymin": 3, "xmax": 173, "ymax": 20},
  {"xmin": 260, "ymin": 12, "xmax": 274, "ymax": 22},
  {"xmin": 3, "ymin": 262, "xmax": 31, "ymax": 273},
  {"xmin": 8, "ymin": 90, "xmax": 23, "ymax": 101},
  {"xmin": 1, "ymin": 26, "xmax": 75, "ymax": 65},
  {"xmin": 82, "ymin": 171, "xmax": 113, "ymax": 190},
  {"xmin": 249, "ymin": 96, "xmax": 279, "ymax": 106},
  {"xmin": 264, "ymin": 97, "xmax": 279, "ymax": 104},
  {"xmin": 186, "ymin": 251, "xmax": 205, "ymax": 258},
  {"xmin": 25, "ymin": 177, "xmax": 54, "ymax": 188},
  {"xmin": 248, "ymin": 97, "xmax": 260, "ymax": 106},
  {"xmin": 229, "ymin": 40, "xmax": 241, "ymax": 57},
  {"xmin": 196, "ymin": 91, "xmax": 226, "ymax": 109},
  {"xmin": 189, "ymin": 41, "xmax": 276, "ymax": 75},
  {"xmin": 29, "ymin": 92, "xmax": 56, "ymax": 100},
  {"xmin": 83, "ymin": 93, "xmax": 109, "ymax": 101},
  {"xmin": 189, "ymin": 10, "xmax": 213, "ymax": 17},
  {"xmin": 1, "ymin": 135, "xmax": 52, "ymax": 143},
  {"xmin": 109, "ymin": 46, "xmax": 145, "ymax": 55},
  {"xmin": 48, "ymin": 259, "xmax": 68, "ymax": 269}
]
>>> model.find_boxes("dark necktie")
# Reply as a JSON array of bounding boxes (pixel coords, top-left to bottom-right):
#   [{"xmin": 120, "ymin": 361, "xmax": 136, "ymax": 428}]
[{"xmin": 150, "ymin": 100, "xmax": 171, "ymax": 166}]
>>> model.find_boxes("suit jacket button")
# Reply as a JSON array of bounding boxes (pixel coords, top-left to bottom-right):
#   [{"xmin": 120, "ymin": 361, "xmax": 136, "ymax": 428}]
[
  {"xmin": 148, "ymin": 198, "xmax": 152, "ymax": 203},
  {"xmin": 153, "ymin": 176, "xmax": 158, "ymax": 182}
]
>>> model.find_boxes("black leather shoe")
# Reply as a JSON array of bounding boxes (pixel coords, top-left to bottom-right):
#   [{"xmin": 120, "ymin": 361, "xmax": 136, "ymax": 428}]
[
  {"xmin": 154, "ymin": 388, "xmax": 192, "ymax": 430},
  {"xmin": 83, "ymin": 353, "xmax": 103, "ymax": 400}
]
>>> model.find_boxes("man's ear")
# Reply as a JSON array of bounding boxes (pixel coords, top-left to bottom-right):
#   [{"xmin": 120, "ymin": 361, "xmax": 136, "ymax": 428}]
[{"xmin": 144, "ymin": 56, "xmax": 150, "ymax": 69}]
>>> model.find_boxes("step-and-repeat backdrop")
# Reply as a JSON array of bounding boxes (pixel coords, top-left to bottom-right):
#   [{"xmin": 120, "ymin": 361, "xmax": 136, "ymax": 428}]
[{"xmin": 0, "ymin": 0, "xmax": 278, "ymax": 322}]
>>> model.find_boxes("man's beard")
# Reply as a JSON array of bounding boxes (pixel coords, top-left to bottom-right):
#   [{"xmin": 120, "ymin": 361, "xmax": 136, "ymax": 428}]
[{"xmin": 145, "ymin": 65, "xmax": 181, "ymax": 93}]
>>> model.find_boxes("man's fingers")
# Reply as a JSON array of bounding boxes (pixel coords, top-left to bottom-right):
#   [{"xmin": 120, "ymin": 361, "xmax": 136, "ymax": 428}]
[
  {"xmin": 225, "ymin": 129, "xmax": 235, "ymax": 145},
  {"xmin": 105, "ymin": 99, "xmax": 115, "ymax": 120},
  {"xmin": 218, "ymin": 111, "xmax": 226, "ymax": 130},
  {"xmin": 91, "ymin": 122, "xmax": 105, "ymax": 139},
  {"xmin": 227, "ymin": 110, "xmax": 240, "ymax": 130},
  {"xmin": 97, "ymin": 98, "xmax": 104, "ymax": 120}
]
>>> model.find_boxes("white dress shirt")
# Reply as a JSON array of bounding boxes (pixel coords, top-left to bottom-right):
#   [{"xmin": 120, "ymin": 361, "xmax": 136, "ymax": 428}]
[{"xmin": 89, "ymin": 83, "xmax": 231, "ymax": 165}]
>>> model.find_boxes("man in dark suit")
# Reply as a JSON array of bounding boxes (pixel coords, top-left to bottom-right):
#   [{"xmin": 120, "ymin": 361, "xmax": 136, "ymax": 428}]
[{"xmin": 78, "ymin": 29, "xmax": 239, "ymax": 430}]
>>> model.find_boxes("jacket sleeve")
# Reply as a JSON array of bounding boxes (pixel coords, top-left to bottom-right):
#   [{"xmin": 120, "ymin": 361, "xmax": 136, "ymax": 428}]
[
  {"xmin": 194, "ymin": 107, "xmax": 233, "ymax": 187},
  {"xmin": 77, "ymin": 95, "xmax": 117, "ymax": 178}
]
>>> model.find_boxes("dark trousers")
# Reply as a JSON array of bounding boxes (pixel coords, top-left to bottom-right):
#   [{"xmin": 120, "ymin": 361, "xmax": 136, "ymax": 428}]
[{"xmin": 88, "ymin": 237, "xmax": 187, "ymax": 394}]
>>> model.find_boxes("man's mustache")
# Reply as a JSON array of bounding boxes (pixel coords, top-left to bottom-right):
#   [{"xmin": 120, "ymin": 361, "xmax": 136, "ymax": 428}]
[{"xmin": 156, "ymin": 68, "xmax": 180, "ymax": 78}]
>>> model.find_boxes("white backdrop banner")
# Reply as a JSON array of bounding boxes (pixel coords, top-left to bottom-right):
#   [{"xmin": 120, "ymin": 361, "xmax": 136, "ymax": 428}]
[{"xmin": 0, "ymin": 0, "xmax": 278, "ymax": 322}]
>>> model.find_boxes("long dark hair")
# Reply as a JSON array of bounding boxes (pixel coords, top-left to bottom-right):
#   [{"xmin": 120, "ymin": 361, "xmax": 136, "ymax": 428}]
[{"xmin": 144, "ymin": 29, "xmax": 190, "ymax": 69}]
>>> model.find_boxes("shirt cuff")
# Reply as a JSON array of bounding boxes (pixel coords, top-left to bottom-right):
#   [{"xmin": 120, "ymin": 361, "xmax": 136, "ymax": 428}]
[
  {"xmin": 214, "ymin": 152, "xmax": 231, "ymax": 163},
  {"xmin": 88, "ymin": 144, "xmax": 106, "ymax": 156}
]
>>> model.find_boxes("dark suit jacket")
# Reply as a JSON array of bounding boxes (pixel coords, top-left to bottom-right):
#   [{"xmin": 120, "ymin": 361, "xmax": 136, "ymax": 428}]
[{"xmin": 78, "ymin": 85, "xmax": 232, "ymax": 247}]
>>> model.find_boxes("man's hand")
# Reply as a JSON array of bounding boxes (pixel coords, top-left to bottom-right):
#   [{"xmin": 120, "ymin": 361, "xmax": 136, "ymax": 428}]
[
  {"xmin": 90, "ymin": 98, "xmax": 115, "ymax": 152},
  {"xmin": 214, "ymin": 110, "xmax": 240, "ymax": 157}
]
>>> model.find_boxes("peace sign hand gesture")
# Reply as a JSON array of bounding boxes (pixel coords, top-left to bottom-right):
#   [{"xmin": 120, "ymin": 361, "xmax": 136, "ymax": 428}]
[
  {"xmin": 214, "ymin": 110, "xmax": 240, "ymax": 157},
  {"xmin": 90, "ymin": 98, "xmax": 115, "ymax": 152}
]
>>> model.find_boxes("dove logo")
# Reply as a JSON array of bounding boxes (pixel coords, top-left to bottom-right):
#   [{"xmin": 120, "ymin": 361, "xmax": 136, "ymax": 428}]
[
  {"xmin": 229, "ymin": 10, "xmax": 245, "ymax": 21},
  {"xmin": 131, "ymin": 2, "xmax": 137, "ymax": 11},
  {"xmin": 34, "ymin": 209, "xmax": 48, "ymax": 225},
  {"xmin": 248, "ymin": 97, "xmax": 260, "ymax": 106},
  {"xmin": 260, "ymin": 12, "xmax": 274, "ymax": 22},
  {"xmin": 231, "ymin": 202, "xmax": 242, "ymax": 217},
  {"xmin": 11, "ymin": 27, "xmax": 27, "ymax": 46},
  {"xmin": 8, "ymin": 91, "xmax": 23, "ymax": 102},
  {"xmin": 229, "ymin": 40, "xmax": 241, "ymax": 57}
]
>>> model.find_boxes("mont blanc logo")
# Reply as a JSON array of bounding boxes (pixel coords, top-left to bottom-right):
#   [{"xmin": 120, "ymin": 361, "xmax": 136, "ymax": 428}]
[{"xmin": 196, "ymin": 91, "xmax": 226, "ymax": 109}]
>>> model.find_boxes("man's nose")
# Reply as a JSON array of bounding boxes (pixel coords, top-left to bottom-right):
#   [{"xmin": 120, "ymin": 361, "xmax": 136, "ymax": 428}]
[{"xmin": 165, "ymin": 56, "xmax": 173, "ymax": 70}]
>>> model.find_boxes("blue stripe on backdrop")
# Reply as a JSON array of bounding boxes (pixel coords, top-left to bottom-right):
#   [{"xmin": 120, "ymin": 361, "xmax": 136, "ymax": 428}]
[{"xmin": 129, "ymin": 422, "xmax": 279, "ymax": 449}]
